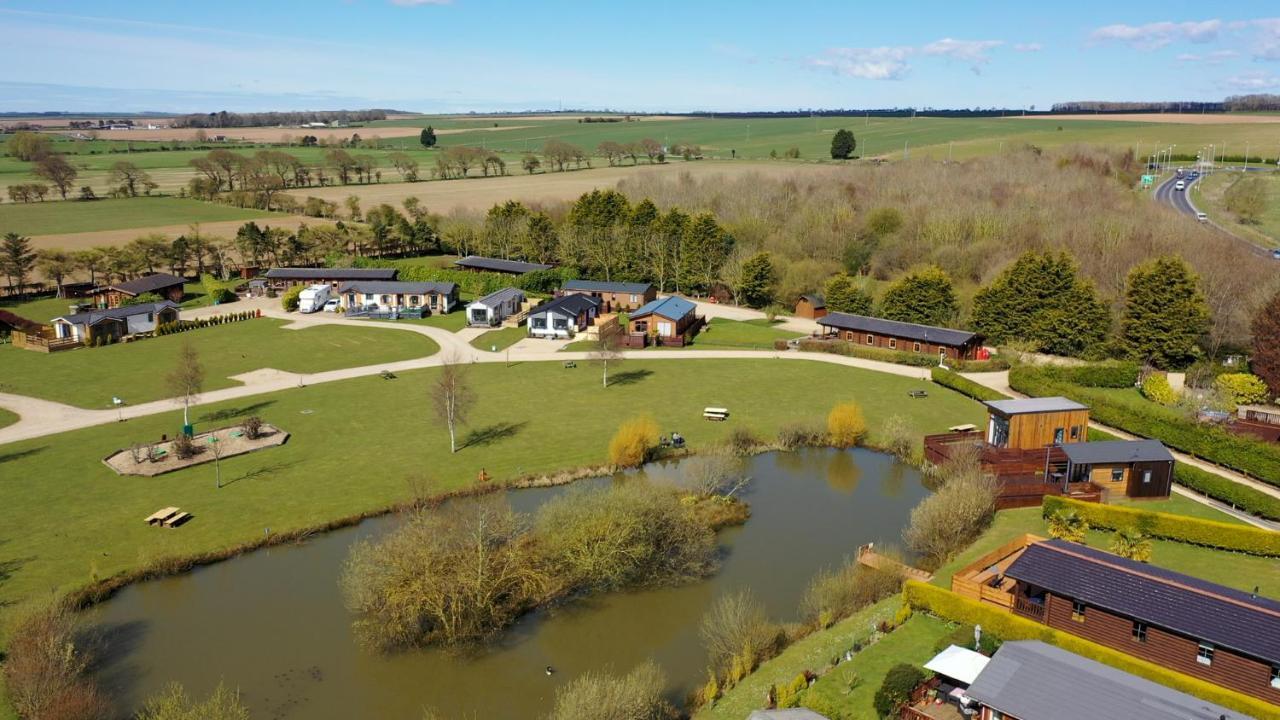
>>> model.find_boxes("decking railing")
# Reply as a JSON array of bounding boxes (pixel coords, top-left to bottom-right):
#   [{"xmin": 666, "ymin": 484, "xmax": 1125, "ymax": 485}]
[
  {"xmin": 1013, "ymin": 595, "xmax": 1046, "ymax": 622},
  {"xmin": 12, "ymin": 330, "xmax": 79, "ymax": 353}
]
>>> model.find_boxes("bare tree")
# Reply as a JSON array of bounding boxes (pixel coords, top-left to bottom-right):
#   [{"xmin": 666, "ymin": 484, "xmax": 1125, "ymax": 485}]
[
  {"xmin": 165, "ymin": 341, "xmax": 204, "ymax": 429},
  {"xmin": 591, "ymin": 320, "xmax": 624, "ymax": 388},
  {"xmin": 432, "ymin": 353, "xmax": 476, "ymax": 453}
]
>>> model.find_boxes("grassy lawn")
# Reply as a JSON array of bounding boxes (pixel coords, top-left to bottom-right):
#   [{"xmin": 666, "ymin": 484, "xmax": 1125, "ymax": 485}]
[
  {"xmin": 930, "ymin": 505, "xmax": 1279, "ymax": 598},
  {"xmin": 1195, "ymin": 171, "xmax": 1280, "ymax": 248},
  {"xmin": 561, "ymin": 318, "xmax": 802, "ymax": 352},
  {"xmin": 800, "ymin": 614, "xmax": 952, "ymax": 720},
  {"xmin": 0, "ymin": 407, "xmax": 17, "ymax": 430},
  {"xmin": 0, "ymin": 294, "xmax": 82, "ymax": 323},
  {"xmin": 471, "ymin": 325, "xmax": 525, "ymax": 351},
  {"xmin": 0, "ymin": 358, "xmax": 984, "ymax": 612},
  {"xmin": 0, "ymin": 197, "xmax": 276, "ymax": 236},
  {"xmin": 697, "ymin": 597, "xmax": 902, "ymax": 720},
  {"xmin": 0, "ymin": 318, "xmax": 439, "ymax": 408}
]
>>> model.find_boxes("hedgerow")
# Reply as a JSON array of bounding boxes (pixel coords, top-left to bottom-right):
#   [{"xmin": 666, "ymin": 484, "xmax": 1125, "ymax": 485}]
[
  {"xmin": 1041, "ymin": 496, "xmax": 1280, "ymax": 556},
  {"xmin": 931, "ymin": 367, "xmax": 1009, "ymax": 402}
]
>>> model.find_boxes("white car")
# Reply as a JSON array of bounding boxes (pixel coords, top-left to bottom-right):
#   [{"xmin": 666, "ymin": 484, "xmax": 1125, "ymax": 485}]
[
  {"xmin": 323, "ymin": 298, "xmax": 342, "ymax": 312},
  {"xmin": 1174, "ymin": 180, "xmax": 1186, "ymax": 191},
  {"xmin": 1195, "ymin": 212, "xmax": 1208, "ymax": 223}
]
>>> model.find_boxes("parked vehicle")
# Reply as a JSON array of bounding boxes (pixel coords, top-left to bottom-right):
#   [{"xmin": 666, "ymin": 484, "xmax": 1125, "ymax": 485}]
[
  {"xmin": 322, "ymin": 298, "xmax": 342, "ymax": 312},
  {"xmin": 1272, "ymin": 249, "xmax": 1280, "ymax": 261},
  {"xmin": 1174, "ymin": 180, "xmax": 1186, "ymax": 191},
  {"xmin": 297, "ymin": 284, "xmax": 331, "ymax": 313},
  {"xmin": 1196, "ymin": 212, "xmax": 1208, "ymax": 223}
]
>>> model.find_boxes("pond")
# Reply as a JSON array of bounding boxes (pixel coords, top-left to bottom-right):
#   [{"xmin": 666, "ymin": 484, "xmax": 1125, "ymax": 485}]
[{"xmin": 89, "ymin": 448, "xmax": 928, "ymax": 719}]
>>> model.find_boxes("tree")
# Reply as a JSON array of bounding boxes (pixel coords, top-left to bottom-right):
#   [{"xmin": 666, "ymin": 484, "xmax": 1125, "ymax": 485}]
[
  {"xmin": 546, "ymin": 661, "xmax": 673, "ymax": 720},
  {"xmin": 6, "ymin": 130, "xmax": 52, "ymax": 161},
  {"xmin": 737, "ymin": 252, "xmax": 777, "ymax": 308},
  {"xmin": 432, "ymin": 353, "xmax": 476, "ymax": 453},
  {"xmin": 137, "ymin": 682, "xmax": 249, "ymax": 720},
  {"xmin": 36, "ymin": 249, "xmax": 76, "ymax": 297},
  {"xmin": 822, "ymin": 273, "xmax": 873, "ymax": 315},
  {"xmin": 1109, "ymin": 528, "xmax": 1152, "ymax": 562},
  {"xmin": 699, "ymin": 589, "xmax": 778, "ymax": 675},
  {"xmin": 166, "ymin": 341, "xmax": 205, "ymax": 429},
  {"xmin": 33, "ymin": 153, "xmax": 78, "ymax": 199},
  {"xmin": 1046, "ymin": 509, "xmax": 1088, "ymax": 543},
  {"xmin": 679, "ymin": 212, "xmax": 733, "ymax": 293},
  {"xmin": 903, "ymin": 450, "xmax": 997, "ymax": 566},
  {"xmin": 1224, "ymin": 175, "xmax": 1267, "ymax": 223},
  {"xmin": 1, "ymin": 232, "xmax": 37, "ymax": 293},
  {"xmin": 1251, "ymin": 289, "xmax": 1280, "ymax": 398},
  {"xmin": 607, "ymin": 416, "xmax": 659, "ymax": 468},
  {"xmin": 1119, "ymin": 255, "xmax": 1209, "ymax": 369},
  {"xmin": 830, "ymin": 128, "xmax": 856, "ymax": 159},
  {"xmin": 591, "ymin": 320, "xmax": 625, "ymax": 388},
  {"xmin": 419, "ymin": 126, "xmax": 437, "ymax": 148},
  {"xmin": 827, "ymin": 401, "xmax": 867, "ymax": 447},
  {"xmin": 878, "ymin": 266, "xmax": 958, "ymax": 326},
  {"xmin": 971, "ymin": 251, "xmax": 1111, "ymax": 357},
  {"xmin": 521, "ymin": 153, "xmax": 541, "ymax": 174},
  {"xmin": 388, "ymin": 151, "xmax": 419, "ymax": 182},
  {"xmin": 874, "ymin": 664, "xmax": 926, "ymax": 718},
  {"xmin": 107, "ymin": 161, "xmax": 155, "ymax": 197},
  {"xmin": 74, "ymin": 248, "xmax": 106, "ymax": 286}
]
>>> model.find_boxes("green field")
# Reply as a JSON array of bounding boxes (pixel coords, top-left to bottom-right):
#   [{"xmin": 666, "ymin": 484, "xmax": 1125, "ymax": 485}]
[
  {"xmin": 0, "ymin": 407, "xmax": 16, "ymax": 430},
  {"xmin": 1195, "ymin": 171, "xmax": 1280, "ymax": 248},
  {"xmin": 0, "ymin": 293, "xmax": 80, "ymax": 323},
  {"xmin": 564, "ymin": 318, "xmax": 802, "ymax": 352},
  {"xmin": 471, "ymin": 325, "xmax": 525, "ymax": 351},
  {"xmin": 0, "ymin": 196, "xmax": 276, "ymax": 236},
  {"xmin": 0, "ymin": 358, "xmax": 983, "ymax": 610},
  {"xmin": 0, "ymin": 318, "xmax": 439, "ymax": 407}
]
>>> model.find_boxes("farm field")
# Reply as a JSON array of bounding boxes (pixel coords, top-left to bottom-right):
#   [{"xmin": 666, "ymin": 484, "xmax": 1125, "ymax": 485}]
[
  {"xmin": 28, "ymin": 215, "xmax": 314, "ymax": 252},
  {"xmin": 0, "ymin": 196, "xmax": 276, "ymax": 236},
  {"xmin": 0, "ymin": 318, "xmax": 440, "ymax": 408},
  {"xmin": 0, "ymin": 358, "xmax": 985, "ymax": 610},
  {"xmin": 1194, "ymin": 171, "xmax": 1280, "ymax": 248}
]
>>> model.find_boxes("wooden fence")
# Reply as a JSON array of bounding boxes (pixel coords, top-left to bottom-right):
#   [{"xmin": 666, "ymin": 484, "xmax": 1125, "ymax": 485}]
[{"xmin": 12, "ymin": 330, "xmax": 79, "ymax": 353}]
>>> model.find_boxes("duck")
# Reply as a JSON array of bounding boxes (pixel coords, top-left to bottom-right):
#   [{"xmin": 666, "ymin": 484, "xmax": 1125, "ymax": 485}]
[{"xmin": 545, "ymin": 666, "xmax": 555, "ymax": 676}]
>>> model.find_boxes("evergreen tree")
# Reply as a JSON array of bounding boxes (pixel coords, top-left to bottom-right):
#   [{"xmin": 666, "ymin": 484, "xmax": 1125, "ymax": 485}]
[
  {"xmin": 419, "ymin": 126, "xmax": 437, "ymax": 148},
  {"xmin": 1250, "ymin": 289, "xmax": 1280, "ymax": 398},
  {"xmin": 878, "ymin": 266, "xmax": 958, "ymax": 326},
  {"xmin": 678, "ymin": 213, "xmax": 733, "ymax": 293},
  {"xmin": 822, "ymin": 273, "xmax": 873, "ymax": 315},
  {"xmin": 830, "ymin": 129, "xmax": 856, "ymax": 159},
  {"xmin": 1, "ymin": 232, "xmax": 36, "ymax": 293},
  {"xmin": 522, "ymin": 212, "xmax": 559, "ymax": 264},
  {"xmin": 737, "ymin": 252, "xmax": 777, "ymax": 308},
  {"xmin": 1119, "ymin": 255, "xmax": 1209, "ymax": 369},
  {"xmin": 971, "ymin": 251, "xmax": 1111, "ymax": 357}
]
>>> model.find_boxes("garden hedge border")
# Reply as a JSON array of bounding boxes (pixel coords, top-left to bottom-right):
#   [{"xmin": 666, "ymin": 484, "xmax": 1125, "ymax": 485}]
[
  {"xmin": 1042, "ymin": 496, "xmax": 1280, "ymax": 556},
  {"xmin": 930, "ymin": 368, "xmax": 1010, "ymax": 402},
  {"xmin": 902, "ymin": 581, "xmax": 1276, "ymax": 718}
]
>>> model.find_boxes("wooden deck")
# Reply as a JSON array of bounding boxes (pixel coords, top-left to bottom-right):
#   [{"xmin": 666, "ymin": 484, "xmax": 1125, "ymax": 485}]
[
  {"xmin": 856, "ymin": 543, "xmax": 934, "ymax": 583},
  {"xmin": 923, "ymin": 432, "xmax": 1103, "ymax": 509},
  {"xmin": 950, "ymin": 533, "xmax": 1045, "ymax": 609}
]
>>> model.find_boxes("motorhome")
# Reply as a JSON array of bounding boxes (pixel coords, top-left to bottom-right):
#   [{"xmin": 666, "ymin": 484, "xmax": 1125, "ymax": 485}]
[{"xmin": 298, "ymin": 284, "xmax": 331, "ymax": 313}]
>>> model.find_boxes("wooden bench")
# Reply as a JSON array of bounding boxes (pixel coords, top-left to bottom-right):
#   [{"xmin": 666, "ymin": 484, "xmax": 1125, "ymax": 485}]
[
  {"xmin": 908, "ymin": 390, "xmax": 928, "ymax": 399},
  {"xmin": 163, "ymin": 512, "xmax": 191, "ymax": 528},
  {"xmin": 145, "ymin": 507, "xmax": 179, "ymax": 525},
  {"xmin": 563, "ymin": 361, "xmax": 577, "ymax": 369}
]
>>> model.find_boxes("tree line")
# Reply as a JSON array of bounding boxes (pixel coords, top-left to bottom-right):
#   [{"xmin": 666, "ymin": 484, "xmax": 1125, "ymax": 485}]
[{"xmin": 169, "ymin": 109, "xmax": 388, "ymax": 128}]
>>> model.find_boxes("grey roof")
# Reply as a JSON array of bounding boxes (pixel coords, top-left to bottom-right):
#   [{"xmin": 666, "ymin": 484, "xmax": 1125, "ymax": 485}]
[
  {"xmin": 562, "ymin": 279, "xmax": 654, "ymax": 294},
  {"xmin": 747, "ymin": 711, "xmax": 830, "ymax": 720},
  {"xmin": 985, "ymin": 397, "xmax": 1088, "ymax": 416},
  {"xmin": 630, "ymin": 295, "xmax": 696, "ymax": 320},
  {"xmin": 265, "ymin": 267, "xmax": 397, "ymax": 281},
  {"xmin": 1060, "ymin": 439, "xmax": 1174, "ymax": 465},
  {"xmin": 101, "ymin": 272, "xmax": 185, "ymax": 296},
  {"xmin": 965, "ymin": 641, "xmax": 1243, "ymax": 720},
  {"xmin": 454, "ymin": 256, "xmax": 553, "ymax": 274},
  {"xmin": 530, "ymin": 294, "xmax": 600, "ymax": 317},
  {"xmin": 469, "ymin": 287, "xmax": 525, "ymax": 308},
  {"xmin": 337, "ymin": 280, "xmax": 456, "ymax": 295},
  {"xmin": 1005, "ymin": 539, "xmax": 1280, "ymax": 664},
  {"xmin": 53, "ymin": 301, "xmax": 179, "ymax": 327},
  {"xmin": 816, "ymin": 312, "xmax": 978, "ymax": 347},
  {"xmin": 800, "ymin": 293, "xmax": 825, "ymax": 308}
]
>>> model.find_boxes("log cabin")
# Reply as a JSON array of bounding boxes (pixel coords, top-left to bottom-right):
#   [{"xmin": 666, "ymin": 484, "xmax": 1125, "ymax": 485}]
[
  {"xmin": 92, "ymin": 273, "xmax": 185, "ymax": 309},
  {"xmin": 265, "ymin": 267, "xmax": 396, "ymax": 288},
  {"xmin": 559, "ymin": 280, "xmax": 656, "ymax": 313},
  {"xmin": 816, "ymin": 312, "xmax": 983, "ymax": 361}
]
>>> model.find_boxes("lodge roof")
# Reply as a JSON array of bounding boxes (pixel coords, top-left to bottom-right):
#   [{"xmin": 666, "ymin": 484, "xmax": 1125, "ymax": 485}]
[{"xmin": 816, "ymin": 311, "xmax": 978, "ymax": 347}]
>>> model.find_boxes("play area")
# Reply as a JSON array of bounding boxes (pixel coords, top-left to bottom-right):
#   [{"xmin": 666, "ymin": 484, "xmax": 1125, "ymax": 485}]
[{"xmin": 104, "ymin": 422, "xmax": 289, "ymax": 477}]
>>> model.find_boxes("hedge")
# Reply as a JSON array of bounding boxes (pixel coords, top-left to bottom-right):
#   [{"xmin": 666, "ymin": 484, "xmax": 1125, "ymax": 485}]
[
  {"xmin": 902, "ymin": 582, "xmax": 1277, "ymax": 719},
  {"xmin": 931, "ymin": 367, "xmax": 1010, "ymax": 402},
  {"xmin": 1010, "ymin": 366, "xmax": 1280, "ymax": 486},
  {"xmin": 1042, "ymin": 496, "xmax": 1280, "ymax": 556},
  {"xmin": 351, "ymin": 257, "xmax": 575, "ymax": 296},
  {"xmin": 1037, "ymin": 361, "xmax": 1141, "ymax": 388}
]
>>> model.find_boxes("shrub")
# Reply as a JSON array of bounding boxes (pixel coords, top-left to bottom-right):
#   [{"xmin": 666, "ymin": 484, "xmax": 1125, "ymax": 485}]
[
  {"xmin": 880, "ymin": 414, "xmax": 917, "ymax": 461},
  {"xmin": 726, "ymin": 427, "xmax": 761, "ymax": 455},
  {"xmin": 1046, "ymin": 508, "xmax": 1088, "ymax": 542},
  {"xmin": 3, "ymin": 602, "xmax": 108, "ymax": 720},
  {"xmin": 699, "ymin": 589, "xmax": 781, "ymax": 676},
  {"xmin": 904, "ymin": 454, "xmax": 997, "ymax": 567},
  {"xmin": 546, "ymin": 660, "xmax": 673, "ymax": 720},
  {"xmin": 1109, "ymin": 527, "xmax": 1152, "ymax": 562},
  {"xmin": 902, "ymin": 581, "xmax": 1276, "ymax": 719},
  {"xmin": 777, "ymin": 422, "xmax": 825, "ymax": 450},
  {"xmin": 242, "ymin": 416, "xmax": 264, "ymax": 440},
  {"xmin": 931, "ymin": 367, "xmax": 1009, "ymax": 402},
  {"xmin": 281, "ymin": 284, "xmax": 303, "ymax": 312},
  {"xmin": 773, "ymin": 339, "xmax": 790, "ymax": 351},
  {"xmin": 137, "ymin": 682, "xmax": 249, "ymax": 720},
  {"xmin": 1040, "ymin": 362, "xmax": 1140, "ymax": 388},
  {"xmin": 172, "ymin": 432, "xmax": 197, "ymax": 460},
  {"xmin": 775, "ymin": 672, "xmax": 810, "ymax": 709},
  {"xmin": 873, "ymin": 663, "xmax": 925, "ymax": 718},
  {"xmin": 827, "ymin": 401, "xmax": 868, "ymax": 448},
  {"xmin": 211, "ymin": 288, "xmax": 237, "ymax": 304},
  {"xmin": 1215, "ymin": 373, "xmax": 1270, "ymax": 408},
  {"xmin": 1139, "ymin": 373, "xmax": 1178, "ymax": 406},
  {"xmin": 1042, "ymin": 496, "xmax": 1280, "ymax": 556},
  {"xmin": 800, "ymin": 563, "xmax": 902, "ymax": 629},
  {"xmin": 608, "ymin": 416, "xmax": 660, "ymax": 468}
]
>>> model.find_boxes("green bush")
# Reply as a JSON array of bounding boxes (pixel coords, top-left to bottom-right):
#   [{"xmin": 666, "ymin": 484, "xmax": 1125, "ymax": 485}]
[
  {"xmin": 798, "ymin": 338, "xmax": 938, "ymax": 367},
  {"xmin": 1215, "ymin": 373, "xmax": 1271, "ymax": 408},
  {"xmin": 950, "ymin": 356, "xmax": 1013, "ymax": 372},
  {"xmin": 902, "ymin": 582, "xmax": 1276, "ymax": 719},
  {"xmin": 1010, "ymin": 365, "xmax": 1280, "ymax": 486},
  {"xmin": 1173, "ymin": 464, "xmax": 1280, "ymax": 522},
  {"xmin": 1042, "ymin": 496, "xmax": 1280, "ymax": 556},
  {"xmin": 1040, "ymin": 362, "xmax": 1140, "ymax": 388},
  {"xmin": 281, "ymin": 285, "xmax": 303, "ymax": 312},
  {"xmin": 352, "ymin": 257, "xmax": 575, "ymax": 296},
  {"xmin": 873, "ymin": 663, "xmax": 924, "ymax": 718},
  {"xmin": 931, "ymin": 367, "xmax": 1009, "ymax": 402},
  {"xmin": 1139, "ymin": 373, "xmax": 1178, "ymax": 406}
]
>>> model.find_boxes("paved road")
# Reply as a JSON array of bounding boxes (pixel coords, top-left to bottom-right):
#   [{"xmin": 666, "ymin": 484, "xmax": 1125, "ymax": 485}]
[{"xmin": 1153, "ymin": 172, "xmax": 1276, "ymax": 259}]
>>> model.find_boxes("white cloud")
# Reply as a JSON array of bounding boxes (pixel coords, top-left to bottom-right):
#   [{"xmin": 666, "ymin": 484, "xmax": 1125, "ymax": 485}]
[
  {"xmin": 1090, "ymin": 19, "xmax": 1221, "ymax": 50},
  {"xmin": 1225, "ymin": 71, "xmax": 1280, "ymax": 90},
  {"xmin": 921, "ymin": 38, "xmax": 1003, "ymax": 73},
  {"xmin": 1249, "ymin": 18, "xmax": 1280, "ymax": 60},
  {"xmin": 1176, "ymin": 49, "xmax": 1239, "ymax": 63},
  {"xmin": 810, "ymin": 46, "xmax": 914, "ymax": 80},
  {"xmin": 1013, "ymin": 43, "xmax": 1043, "ymax": 52}
]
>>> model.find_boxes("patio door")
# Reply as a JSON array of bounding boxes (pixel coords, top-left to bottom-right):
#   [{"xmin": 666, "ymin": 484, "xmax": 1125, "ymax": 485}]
[{"xmin": 658, "ymin": 321, "xmax": 673, "ymax": 336}]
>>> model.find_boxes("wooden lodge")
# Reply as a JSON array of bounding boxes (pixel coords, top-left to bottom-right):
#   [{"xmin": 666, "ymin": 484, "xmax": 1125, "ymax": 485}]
[
  {"xmin": 560, "ymin": 280, "xmax": 656, "ymax": 313},
  {"xmin": 92, "ymin": 273, "xmax": 185, "ymax": 309},
  {"xmin": 795, "ymin": 294, "xmax": 827, "ymax": 319},
  {"xmin": 924, "ymin": 397, "xmax": 1172, "ymax": 506},
  {"xmin": 264, "ymin": 267, "xmax": 397, "ymax": 288},
  {"xmin": 625, "ymin": 296, "xmax": 702, "ymax": 347},
  {"xmin": 953, "ymin": 537, "xmax": 1280, "ymax": 703},
  {"xmin": 816, "ymin": 312, "xmax": 983, "ymax": 362}
]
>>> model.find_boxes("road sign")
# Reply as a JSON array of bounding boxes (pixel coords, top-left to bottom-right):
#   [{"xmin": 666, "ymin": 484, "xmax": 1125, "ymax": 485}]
[{"xmin": 1141, "ymin": 175, "xmax": 1155, "ymax": 187}]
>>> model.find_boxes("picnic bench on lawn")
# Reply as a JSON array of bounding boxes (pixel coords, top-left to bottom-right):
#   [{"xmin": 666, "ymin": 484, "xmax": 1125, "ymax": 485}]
[
  {"xmin": 144, "ymin": 507, "xmax": 191, "ymax": 527},
  {"xmin": 908, "ymin": 389, "xmax": 928, "ymax": 399}
]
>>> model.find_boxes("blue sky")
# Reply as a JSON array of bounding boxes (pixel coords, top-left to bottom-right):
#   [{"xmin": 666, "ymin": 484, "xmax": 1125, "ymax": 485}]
[{"xmin": 3, "ymin": 1, "xmax": 1280, "ymax": 113}]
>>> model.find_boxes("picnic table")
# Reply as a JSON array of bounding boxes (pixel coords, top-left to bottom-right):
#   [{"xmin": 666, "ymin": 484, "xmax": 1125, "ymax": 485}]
[
  {"xmin": 908, "ymin": 389, "xmax": 928, "ymax": 399},
  {"xmin": 145, "ymin": 507, "xmax": 180, "ymax": 525}
]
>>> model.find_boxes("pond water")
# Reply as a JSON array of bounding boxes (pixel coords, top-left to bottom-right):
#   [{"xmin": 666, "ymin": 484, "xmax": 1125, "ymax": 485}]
[{"xmin": 89, "ymin": 448, "xmax": 928, "ymax": 719}]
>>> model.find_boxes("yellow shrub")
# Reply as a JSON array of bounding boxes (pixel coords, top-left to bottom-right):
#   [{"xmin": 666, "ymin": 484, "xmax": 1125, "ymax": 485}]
[
  {"xmin": 827, "ymin": 402, "xmax": 868, "ymax": 448},
  {"xmin": 608, "ymin": 416, "xmax": 660, "ymax": 468}
]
